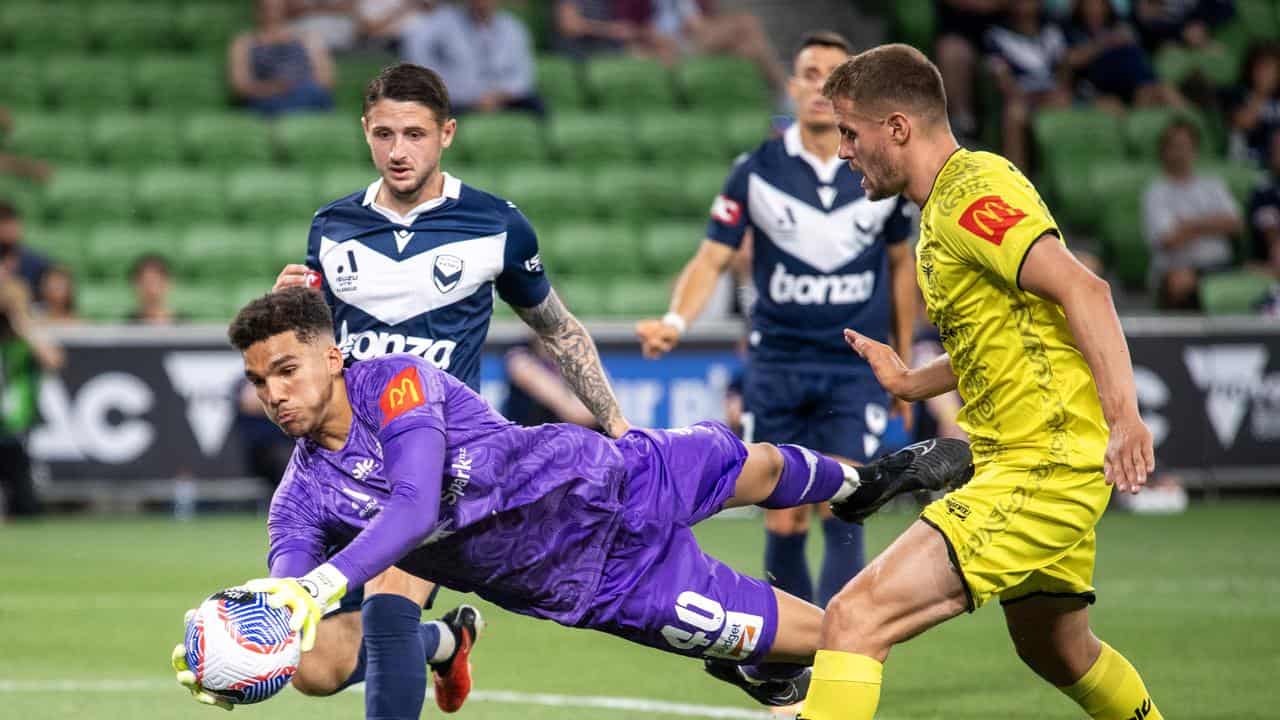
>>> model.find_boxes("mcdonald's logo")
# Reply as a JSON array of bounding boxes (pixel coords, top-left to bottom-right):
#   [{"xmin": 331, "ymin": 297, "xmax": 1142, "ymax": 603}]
[
  {"xmin": 958, "ymin": 195, "xmax": 1027, "ymax": 246},
  {"xmin": 379, "ymin": 367, "xmax": 426, "ymax": 426}
]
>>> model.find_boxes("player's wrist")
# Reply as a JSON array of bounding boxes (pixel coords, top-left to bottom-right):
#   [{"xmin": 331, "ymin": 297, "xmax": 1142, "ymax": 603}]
[
  {"xmin": 661, "ymin": 312, "xmax": 687, "ymax": 336},
  {"xmin": 300, "ymin": 563, "xmax": 348, "ymax": 606}
]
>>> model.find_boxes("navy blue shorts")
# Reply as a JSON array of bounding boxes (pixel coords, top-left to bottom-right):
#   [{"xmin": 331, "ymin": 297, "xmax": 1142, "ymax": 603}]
[{"xmin": 741, "ymin": 365, "xmax": 889, "ymax": 463}]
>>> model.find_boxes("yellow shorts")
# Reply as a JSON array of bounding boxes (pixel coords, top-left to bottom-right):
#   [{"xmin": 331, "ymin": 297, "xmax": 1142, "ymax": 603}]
[{"xmin": 919, "ymin": 460, "xmax": 1112, "ymax": 611}]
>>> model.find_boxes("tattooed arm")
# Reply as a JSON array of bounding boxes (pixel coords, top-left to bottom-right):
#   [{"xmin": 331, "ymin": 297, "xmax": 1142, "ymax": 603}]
[{"xmin": 514, "ymin": 290, "xmax": 631, "ymax": 438}]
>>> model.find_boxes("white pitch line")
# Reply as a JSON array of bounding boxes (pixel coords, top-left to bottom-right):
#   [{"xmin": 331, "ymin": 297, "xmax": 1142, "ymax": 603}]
[{"xmin": 0, "ymin": 679, "xmax": 775, "ymax": 719}]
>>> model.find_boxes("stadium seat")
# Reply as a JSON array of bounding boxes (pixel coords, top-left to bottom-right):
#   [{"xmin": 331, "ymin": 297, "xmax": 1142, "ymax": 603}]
[
  {"xmin": 91, "ymin": 3, "xmax": 177, "ymax": 55},
  {"xmin": 92, "ymin": 113, "xmax": 185, "ymax": 168},
  {"xmin": 536, "ymin": 56, "xmax": 585, "ymax": 110},
  {"xmin": 591, "ymin": 167, "xmax": 687, "ymax": 223},
  {"xmin": 42, "ymin": 169, "xmax": 136, "ymax": 226},
  {"xmin": 84, "ymin": 224, "xmax": 175, "ymax": 280},
  {"xmin": 500, "ymin": 166, "xmax": 592, "ymax": 227},
  {"xmin": 334, "ymin": 55, "xmax": 398, "ymax": 113},
  {"xmin": 263, "ymin": 222, "xmax": 313, "ymax": 270},
  {"xmin": 176, "ymin": 3, "xmax": 251, "ymax": 54},
  {"xmin": 679, "ymin": 163, "xmax": 730, "ymax": 218},
  {"xmin": 550, "ymin": 275, "xmax": 607, "ymax": 315},
  {"xmin": 446, "ymin": 165, "xmax": 504, "ymax": 196},
  {"xmin": 678, "ymin": 57, "xmax": 770, "ymax": 111},
  {"xmin": 1033, "ymin": 108, "xmax": 1125, "ymax": 204},
  {"xmin": 184, "ymin": 114, "xmax": 274, "ymax": 167},
  {"xmin": 78, "ymin": 282, "xmax": 136, "ymax": 322},
  {"xmin": 1199, "ymin": 270, "xmax": 1274, "ymax": 315},
  {"xmin": 542, "ymin": 221, "xmax": 639, "ymax": 276},
  {"xmin": 135, "ymin": 168, "xmax": 228, "ymax": 225},
  {"xmin": 549, "ymin": 113, "xmax": 637, "ymax": 167},
  {"xmin": 1204, "ymin": 162, "xmax": 1266, "ymax": 209},
  {"xmin": 892, "ymin": 0, "xmax": 938, "ymax": 51},
  {"xmin": 276, "ymin": 114, "xmax": 366, "ymax": 168},
  {"xmin": 586, "ymin": 58, "xmax": 677, "ymax": 111},
  {"xmin": 1154, "ymin": 46, "xmax": 1238, "ymax": 89},
  {"xmin": 178, "ymin": 224, "xmax": 271, "ymax": 280},
  {"xmin": 172, "ymin": 282, "xmax": 238, "ymax": 322},
  {"xmin": 1098, "ymin": 198, "xmax": 1150, "ymax": 290},
  {"xmin": 1125, "ymin": 108, "xmax": 1215, "ymax": 160},
  {"xmin": 0, "ymin": 59, "xmax": 46, "ymax": 109},
  {"xmin": 1087, "ymin": 162, "xmax": 1160, "ymax": 208},
  {"xmin": 319, "ymin": 166, "xmax": 377, "ymax": 203},
  {"xmin": 23, "ymin": 224, "xmax": 86, "ymax": 267},
  {"xmin": 5, "ymin": 114, "xmax": 92, "ymax": 165},
  {"xmin": 44, "ymin": 57, "xmax": 136, "ymax": 112},
  {"xmin": 453, "ymin": 114, "xmax": 548, "ymax": 165},
  {"xmin": 604, "ymin": 276, "xmax": 672, "ymax": 317},
  {"xmin": 134, "ymin": 56, "xmax": 227, "ymax": 110},
  {"xmin": 4, "ymin": 4, "xmax": 91, "ymax": 56},
  {"xmin": 226, "ymin": 167, "xmax": 321, "ymax": 223},
  {"xmin": 725, "ymin": 111, "xmax": 770, "ymax": 155},
  {"xmin": 637, "ymin": 112, "xmax": 727, "ymax": 165},
  {"xmin": 640, "ymin": 221, "xmax": 705, "ymax": 275}
]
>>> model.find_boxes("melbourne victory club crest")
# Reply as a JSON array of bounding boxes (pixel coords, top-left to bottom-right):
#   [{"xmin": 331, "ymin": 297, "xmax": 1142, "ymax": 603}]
[{"xmin": 433, "ymin": 254, "xmax": 464, "ymax": 293}]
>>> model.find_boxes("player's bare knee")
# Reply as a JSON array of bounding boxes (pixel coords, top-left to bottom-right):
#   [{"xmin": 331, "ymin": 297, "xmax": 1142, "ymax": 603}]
[
  {"xmin": 746, "ymin": 442, "xmax": 785, "ymax": 494},
  {"xmin": 821, "ymin": 579, "xmax": 891, "ymax": 651},
  {"xmin": 290, "ymin": 662, "xmax": 344, "ymax": 697}
]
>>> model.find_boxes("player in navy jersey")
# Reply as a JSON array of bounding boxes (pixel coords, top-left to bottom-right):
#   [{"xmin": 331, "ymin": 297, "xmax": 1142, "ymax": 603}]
[
  {"xmin": 176, "ymin": 65, "xmax": 628, "ymax": 719},
  {"xmin": 636, "ymin": 32, "xmax": 918, "ymax": 613}
]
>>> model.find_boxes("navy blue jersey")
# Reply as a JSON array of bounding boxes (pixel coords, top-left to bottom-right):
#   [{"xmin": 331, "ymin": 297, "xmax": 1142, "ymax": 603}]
[
  {"xmin": 306, "ymin": 173, "xmax": 550, "ymax": 389},
  {"xmin": 706, "ymin": 125, "xmax": 911, "ymax": 372}
]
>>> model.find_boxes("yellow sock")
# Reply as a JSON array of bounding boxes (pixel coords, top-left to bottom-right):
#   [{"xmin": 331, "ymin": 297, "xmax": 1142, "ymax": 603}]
[
  {"xmin": 1060, "ymin": 642, "xmax": 1162, "ymax": 720},
  {"xmin": 797, "ymin": 650, "xmax": 882, "ymax": 720}
]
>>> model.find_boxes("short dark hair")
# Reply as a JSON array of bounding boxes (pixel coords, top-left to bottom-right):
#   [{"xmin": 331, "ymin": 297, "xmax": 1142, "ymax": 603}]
[
  {"xmin": 129, "ymin": 253, "xmax": 171, "ymax": 282},
  {"xmin": 228, "ymin": 287, "xmax": 335, "ymax": 351},
  {"xmin": 823, "ymin": 43, "xmax": 947, "ymax": 123},
  {"xmin": 0, "ymin": 201, "xmax": 16, "ymax": 221},
  {"xmin": 1159, "ymin": 116, "xmax": 1201, "ymax": 154},
  {"xmin": 797, "ymin": 30, "xmax": 852, "ymax": 57},
  {"xmin": 363, "ymin": 63, "xmax": 451, "ymax": 121}
]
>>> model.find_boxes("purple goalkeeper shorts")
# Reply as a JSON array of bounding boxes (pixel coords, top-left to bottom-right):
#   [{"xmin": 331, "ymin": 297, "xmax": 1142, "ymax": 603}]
[{"xmin": 574, "ymin": 421, "xmax": 780, "ymax": 665}]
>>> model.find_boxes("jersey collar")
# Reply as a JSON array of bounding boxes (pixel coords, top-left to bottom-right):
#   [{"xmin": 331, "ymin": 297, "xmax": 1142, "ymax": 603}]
[
  {"xmin": 784, "ymin": 124, "xmax": 844, "ymax": 186},
  {"xmin": 362, "ymin": 172, "xmax": 462, "ymax": 226}
]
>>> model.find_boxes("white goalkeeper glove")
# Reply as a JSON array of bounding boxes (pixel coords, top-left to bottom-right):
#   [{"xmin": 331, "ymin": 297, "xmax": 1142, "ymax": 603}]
[{"xmin": 245, "ymin": 563, "xmax": 348, "ymax": 653}]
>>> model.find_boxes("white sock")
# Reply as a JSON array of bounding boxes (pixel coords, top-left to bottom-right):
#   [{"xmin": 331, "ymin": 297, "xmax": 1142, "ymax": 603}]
[
  {"xmin": 426, "ymin": 620, "xmax": 455, "ymax": 664},
  {"xmin": 829, "ymin": 463, "xmax": 862, "ymax": 504}
]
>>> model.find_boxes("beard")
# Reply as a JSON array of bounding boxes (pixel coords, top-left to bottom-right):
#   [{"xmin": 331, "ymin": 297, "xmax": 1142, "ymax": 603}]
[{"xmin": 860, "ymin": 147, "xmax": 905, "ymax": 201}]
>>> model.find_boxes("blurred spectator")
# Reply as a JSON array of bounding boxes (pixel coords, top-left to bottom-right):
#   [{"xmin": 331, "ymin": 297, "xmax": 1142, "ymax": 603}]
[
  {"xmin": 1065, "ymin": 0, "xmax": 1185, "ymax": 110},
  {"xmin": 1132, "ymin": 0, "xmax": 1234, "ymax": 51},
  {"xmin": 502, "ymin": 338, "xmax": 598, "ymax": 428},
  {"xmin": 935, "ymin": 0, "xmax": 1008, "ymax": 139},
  {"xmin": 127, "ymin": 254, "xmax": 185, "ymax": 325},
  {"xmin": 1143, "ymin": 118, "xmax": 1242, "ymax": 309},
  {"xmin": 35, "ymin": 265, "xmax": 79, "ymax": 326},
  {"xmin": 1226, "ymin": 42, "xmax": 1280, "ymax": 164},
  {"xmin": 554, "ymin": 0, "xmax": 651, "ymax": 58},
  {"xmin": 985, "ymin": 0, "xmax": 1072, "ymax": 170},
  {"xmin": 613, "ymin": 0, "xmax": 787, "ymax": 96},
  {"xmin": 359, "ymin": 0, "xmax": 436, "ymax": 45},
  {"xmin": 230, "ymin": 0, "xmax": 336, "ymax": 117},
  {"xmin": 0, "ymin": 109, "xmax": 52, "ymax": 185},
  {"xmin": 1246, "ymin": 128, "xmax": 1280, "ymax": 276},
  {"xmin": 0, "ymin": 203, "xmax": 50, "ymax": 295},
  {"xmin": 0, "ymin": 267, "xmax": 64, "ymax": 519},
  {"xmin": 286, "ymin": 0, "xmax": 360, "ymax": 51},
  {"xmin": 401, "ymin": 0, "xmax": 545, "ymax": 115},
  {"xmin": 235, "ymin": 381, "xmax": 295, "ymax": 488}
]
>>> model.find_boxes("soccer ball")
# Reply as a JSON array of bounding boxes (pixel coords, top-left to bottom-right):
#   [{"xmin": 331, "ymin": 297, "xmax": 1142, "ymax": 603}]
[{"xmin": 183, "ymin": 587, "xmax": 301, "ymax": 705}]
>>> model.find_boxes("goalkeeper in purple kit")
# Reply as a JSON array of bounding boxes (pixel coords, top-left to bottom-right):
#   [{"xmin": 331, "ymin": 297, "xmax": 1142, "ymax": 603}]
[{"xmin": 215, "ymin": 288, "xmax": 973, "ymax": 706}]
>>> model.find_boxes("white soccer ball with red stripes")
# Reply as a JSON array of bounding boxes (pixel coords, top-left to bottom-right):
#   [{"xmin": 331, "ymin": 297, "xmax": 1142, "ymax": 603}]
[{"xmin": 182, "ymin": 587, "xmax": 301, "ymax": 705}]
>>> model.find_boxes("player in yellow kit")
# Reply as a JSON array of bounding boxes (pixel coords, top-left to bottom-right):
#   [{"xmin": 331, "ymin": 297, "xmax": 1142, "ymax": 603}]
[{"xmin": 798, "ymin": 44, "xmax": 1162, "ymax": 720}]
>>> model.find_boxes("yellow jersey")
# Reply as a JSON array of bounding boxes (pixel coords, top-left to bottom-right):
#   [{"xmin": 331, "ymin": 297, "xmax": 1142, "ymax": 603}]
[{"xmin": 916, "ymin": 148, "xmax": 1108, "ymax": 468}]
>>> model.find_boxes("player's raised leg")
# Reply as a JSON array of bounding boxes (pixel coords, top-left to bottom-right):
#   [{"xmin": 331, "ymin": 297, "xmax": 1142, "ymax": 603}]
[{"xmin": 1004, "ymin": 598, "xmax": 1163, "ymax": 720}]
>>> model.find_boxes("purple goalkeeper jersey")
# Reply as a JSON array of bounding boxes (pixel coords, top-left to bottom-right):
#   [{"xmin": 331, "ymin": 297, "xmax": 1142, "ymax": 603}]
[{"xmin": 266, "ymin": 354, "xmax": 627, "ymax": 625}]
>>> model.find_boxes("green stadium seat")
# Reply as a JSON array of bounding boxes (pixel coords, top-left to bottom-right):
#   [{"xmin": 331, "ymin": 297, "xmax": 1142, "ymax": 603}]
[
  {"xmin": 263, "ymin": 222, "xmax": 312, "ymax": 270},
  {"xmin": 0, "ymin": 59, "xmax": 46, "ymax": 109},
  {"xmin": 5, "ymin": 114, "xmax": 92, "ymax": 165},
  {"xmin": 1098, "ymin": 198, "xmax": 1149, "ymax": 290},
  {"xmin": 91, "ymin": 3, "xmax": 177, "ymax": 55},
  {"xmin": 586, "ymin": 58, "xmax": 676, "ymax": 111},
  {"xmin": 78, "ymin": 282, "xmax": 136, "ymax": 322},
  {"xmin": 1199, "ymin": 270, "xmax": 1274, "ymax": 315},
  {"xmin": 725, "ymin": 111, "xmax": 769, "ymax": 155},
  {"xmin": 637, "ymin": 112, "xmax": 727, "ymax": 165},
  {"xmin": 334, "ymin": 55, "xmax": 397, "ymax": 113},
  {"xmin": 679, "ymin": 57, "xmax": 771, "ymax": 111},
  {"xmin": 536, "ymin": 56, "xmax": 585, "ymax": 110},
  {"xmin": 23, "ymin": 224, "xmax": 86, "ymax": 267},
  {"xmin": 446, "ymin": 165, "xmax": 504, "ymax": 196},
  {"xmin": 892, "ymin": 0, "xmax": 938, "ymax": 50},
  {"xmin": 503, "ymin": 166, "xmax": 593, "ymax": 227},
  {"xmin": 42, "ymin": 169, "xmax": 136, "ymax": 226},
  {"xmin": 4, "ymin": 4, "xmax": 92, "ymax": 55},
  {"xmin": 277, "ymin": 114, "xmax": 366, "ymax": 168},
  {"xmin": 1154, "ymin": 46, "xmax": 1238, "ymax": 88},
  {"xmin": 604, "ymin": 276, "xmax": 672, "ymax": 317},
  {"xmin": 1033, "ymin": 108, "xmax": 1126, "ymax": 206},
  {"xmin": 640, "ymin": 221, "xmax": 704, "ymax": 275},
  {"xmin": 591, "ymin": 167, "xmax": 686, "ymax": 223},
  {"xmin": 177, "ymin": 224, "xmax": 271, "ymax": 280},
  {"xmin": 134, "ymin": 56, "xmax": 227, "ymax": 110},
  {"xmin": 233, "ymin": 278, "xmax": 276, "ymax": 313},
  {"xmin": 1125, "ymin": 108, "xmax": 1215, "ymax": 160},
  {"xmin": 549, "ymin": 113, "xmax": 637, "ymax": 167},
  {"xmin": 184, "ymin": 114, "xmax": 274, "ymax": 167},
  {"xmin": 45, "ymin": 57, "xmax": 136, "ymax": 111},
  {"xmin": 543, "ymin": 221, "xmax": 639, "ymax": 276},
  {"xmin": 226, "ymin": 167, "xmax": 320, "ymax": 223},
  {"xmin": 135, "ymin": 168, "xmax": 227, "ymax": 224},
  {"xmin": 1087, "ymin": 162, "xmax": 1160, "ymax": 208},
  {"xmin": 679, "ymin": 163, "xmax": 728, "ymax": 218},
  {"xmin": 550, "ymin": 275, "xmax": 607, "ymax": 315},
  {"xmin": 84, "ymin": 224, "xmax": 174, "ymax": 280},
  {"xmin": 1204, "ymin": 162, "xmax": 1265, "ymax": 209},
  {"xmin": 0, "ymin": 177, "xmax": 44, "ymax": 232},
  {"xmin": 453, "ymin": 114, "xmax": 547, "ymax": 165},
  {"xmin": 319, "ymin": 166, "xmax": 377, "ymax": 202},
  {"xmin": 92, "ymin": 113, "xmax": 184, "ymax": 168},
  {"xmin": 176, "ymin": 3, "xmax": 250, "ymax": 54},
  {"xmin": 172, "ymin": 282, "xmax": 237, "ymax": 322}
]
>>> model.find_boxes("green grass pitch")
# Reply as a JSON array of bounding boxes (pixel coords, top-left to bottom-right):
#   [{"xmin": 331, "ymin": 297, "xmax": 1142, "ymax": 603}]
[{"xmin": 1, "ymin": 503, "xmax": 1276, "ymax": 719}]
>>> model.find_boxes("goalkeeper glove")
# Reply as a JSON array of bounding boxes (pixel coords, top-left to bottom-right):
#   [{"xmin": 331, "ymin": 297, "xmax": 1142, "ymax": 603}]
[
  {"xmin": 245, "ymin": 563, "xmax": 348, "ymax": 653},
  {"xmin": 171, "ymin": 609, "xmax": 233, "ymax": 711}
]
